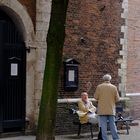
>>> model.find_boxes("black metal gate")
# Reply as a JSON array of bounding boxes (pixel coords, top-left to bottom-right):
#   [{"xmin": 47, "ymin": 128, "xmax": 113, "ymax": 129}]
[{"xmin": 0, "ymin": 10, "xmax": 26, "ymax": 132}]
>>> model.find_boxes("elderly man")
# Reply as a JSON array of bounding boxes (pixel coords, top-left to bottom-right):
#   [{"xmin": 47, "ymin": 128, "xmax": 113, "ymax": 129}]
[
  {"xmin": 94, "ymin": 74, "xmax": 120, "ymax": 140},
  {"xmin": 78, "ymin": 92, "xmax": 97, "ymax": 124}
]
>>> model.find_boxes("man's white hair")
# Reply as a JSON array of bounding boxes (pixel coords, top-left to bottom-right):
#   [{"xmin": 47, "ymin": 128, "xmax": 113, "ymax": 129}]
[
  {"xmin": 103, "ymin": 74, "xmax": 112, "ymax": 81},
  {"xmin": 81, "ymin": 92, "xmax": 88, "ymax": 96}
]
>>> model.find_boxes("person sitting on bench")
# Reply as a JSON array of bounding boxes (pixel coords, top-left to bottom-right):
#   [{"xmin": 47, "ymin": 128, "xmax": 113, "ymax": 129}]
[{"xmin": 77, "ymin": 92, "xmax": 97, "ymax": 124}]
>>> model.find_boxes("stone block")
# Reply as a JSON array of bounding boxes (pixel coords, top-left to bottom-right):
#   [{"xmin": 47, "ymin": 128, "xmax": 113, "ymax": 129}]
[{"xmin": 36, "ymin": 30, "xmax": 47, "ymax": 42}]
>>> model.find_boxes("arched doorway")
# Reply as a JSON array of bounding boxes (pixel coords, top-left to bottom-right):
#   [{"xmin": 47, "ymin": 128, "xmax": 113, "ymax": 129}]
[{"xmin": 0, "ymin": 9, "xmax": 26, "ymax": 132}]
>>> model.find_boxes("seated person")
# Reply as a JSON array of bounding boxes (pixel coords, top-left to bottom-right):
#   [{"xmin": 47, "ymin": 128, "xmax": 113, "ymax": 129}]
[{"xmin": 77, "ymin": 92, "xmax": 97, "ymax": 124}]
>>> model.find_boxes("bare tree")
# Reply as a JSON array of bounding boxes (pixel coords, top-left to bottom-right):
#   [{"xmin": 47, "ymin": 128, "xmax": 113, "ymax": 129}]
[{"xmin": 36, "ymin": 0, "xmax": 69, "ymax": 139}]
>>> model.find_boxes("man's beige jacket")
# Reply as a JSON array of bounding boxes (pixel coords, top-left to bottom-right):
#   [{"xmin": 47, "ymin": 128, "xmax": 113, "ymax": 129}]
[{"xmin": 94, "ymin": 82, "xmax": 120, "ymax": 116}]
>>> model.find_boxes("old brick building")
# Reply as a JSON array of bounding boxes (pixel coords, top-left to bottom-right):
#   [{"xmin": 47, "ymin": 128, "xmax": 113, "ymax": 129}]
[
  {"xmin": 62, "ymin": 0, "xmax": 122, "ymax": 96},
  {"xmin": 126, "ymin": 0, "xmax": 140, "ymax": 119},
  {"xmin": 0, "ymin": 0, "xmax": 139, "ymax": 135},
  {"xmin": 57, "ymin": 0, "xmax": 124, "ymax": 134}
]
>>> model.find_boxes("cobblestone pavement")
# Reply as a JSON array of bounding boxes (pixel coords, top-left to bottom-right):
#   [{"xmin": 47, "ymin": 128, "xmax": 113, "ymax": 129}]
[{"xmin": 0, "ymin": 120, "xmax": 139, "ymax": 140}]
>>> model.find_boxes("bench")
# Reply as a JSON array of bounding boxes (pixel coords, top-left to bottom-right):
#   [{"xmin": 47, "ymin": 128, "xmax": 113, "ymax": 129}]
[
  {"xmin": 69, "ymin": 106, "xmax": 133, "ymax": 138},
  {"xmin": 74, "ymin": 121, "xmax": 94, "ymax": 138},
  {"xmin": 115, "ymin": 106, "xmax": 133, "ymax": 134},
  {"xmin": 69, "ymin": 108, "xmax": 100, "ymax": 138}
]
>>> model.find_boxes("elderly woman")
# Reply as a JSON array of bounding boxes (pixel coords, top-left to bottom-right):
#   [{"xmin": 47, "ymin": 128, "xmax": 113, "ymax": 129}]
[{"xmin": 78, "ymin": 92, "xmax": 97, "ymax": 124}]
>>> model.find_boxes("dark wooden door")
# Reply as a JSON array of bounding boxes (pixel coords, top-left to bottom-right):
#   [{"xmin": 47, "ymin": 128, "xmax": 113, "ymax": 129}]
[{"xmin": 0, "ymin": 10, "xmax": 26, "ymax": 132}]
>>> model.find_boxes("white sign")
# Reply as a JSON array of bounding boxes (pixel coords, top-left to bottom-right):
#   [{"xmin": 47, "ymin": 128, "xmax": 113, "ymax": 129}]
[
  {"xmin": 11, "ymin": 63, "xmax": 18, "ymax": 76},
  {"xmin": 68, "ymin": 70, "xmax": 74, "ymax": 81}
]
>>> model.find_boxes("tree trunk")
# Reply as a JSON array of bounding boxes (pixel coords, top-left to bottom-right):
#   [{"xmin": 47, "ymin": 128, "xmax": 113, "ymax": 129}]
[{"xmin": 36, "ymin": 0, "xmax": 69, "ymax": 140}]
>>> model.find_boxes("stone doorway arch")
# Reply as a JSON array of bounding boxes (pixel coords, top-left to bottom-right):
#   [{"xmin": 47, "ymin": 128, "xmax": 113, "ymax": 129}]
[{"xmin": 0, "ymin": 0, "xmax": 36, "ymax": 131}]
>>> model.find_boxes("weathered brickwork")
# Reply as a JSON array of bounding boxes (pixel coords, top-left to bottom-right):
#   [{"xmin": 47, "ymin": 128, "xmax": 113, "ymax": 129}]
[
  {"xmin": 129, "ymin": 96, "xmax": 140, "ymax": 119},
  {"xmin": 60, "ymin": 0, "xmax": 123, "ymax": 98},
  {"xmin": 18, "ymin": 0, "xmax": 36, "ymax": 28},
  {"xmin": 127, "ymin": 0, "xmax": 140, "ymax": 93},
  {"xmin": 126, "ymin": 0, "xmax": 140, "ymax": 119}
]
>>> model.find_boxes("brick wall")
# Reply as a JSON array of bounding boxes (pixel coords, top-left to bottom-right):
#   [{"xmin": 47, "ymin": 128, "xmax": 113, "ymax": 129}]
[
  {"xmin": 55, "ymin": 103, "xmax": 79, "ymax": 135},
  {"xmin": 127, "ymin": 0, "xmax": 140, "ymax": 93},
  {"xmin": 128, "ymin": 97, "xmax": 140, "ymax": 119},
  {"xmin": 59, "ymin": 0, "xmax": 123, "ymax": 98},
  {"xmin": 126, "ymin": 0, "xmax": 140, "ymax": 119}
]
